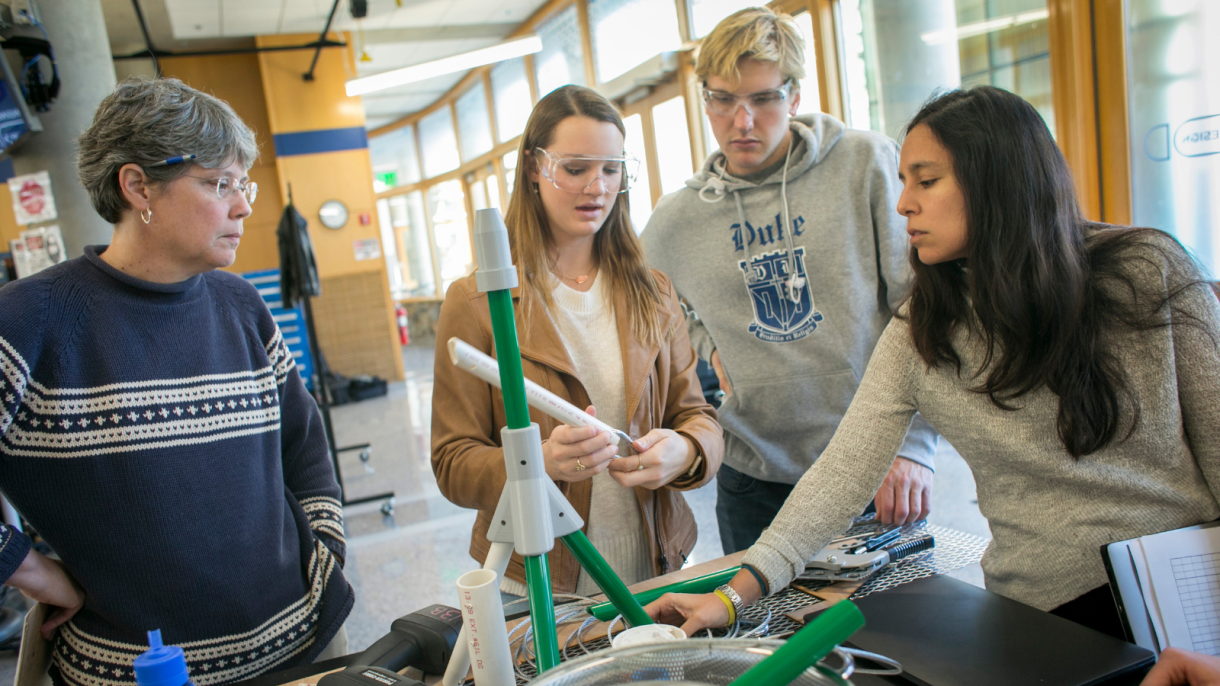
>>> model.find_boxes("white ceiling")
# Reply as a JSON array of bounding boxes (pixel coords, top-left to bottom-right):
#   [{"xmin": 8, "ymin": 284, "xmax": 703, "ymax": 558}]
[{"xmin": 102, "ymin": 0, "xmax": 552, "ymax": 129}]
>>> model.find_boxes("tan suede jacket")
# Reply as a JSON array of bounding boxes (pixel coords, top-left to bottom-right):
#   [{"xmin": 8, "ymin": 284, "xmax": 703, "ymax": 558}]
[{"xmin": 431, "ymin": 269, "xmax": 724, "ymax": 592}]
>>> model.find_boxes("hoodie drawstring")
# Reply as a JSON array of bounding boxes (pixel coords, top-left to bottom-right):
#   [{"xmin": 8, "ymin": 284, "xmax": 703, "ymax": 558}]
[{"xmin": 778, "ymin": 136, "xmax": 807, "ymax": 305}]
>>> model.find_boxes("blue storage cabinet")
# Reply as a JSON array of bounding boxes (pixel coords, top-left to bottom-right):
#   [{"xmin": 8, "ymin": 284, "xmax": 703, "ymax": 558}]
[{"xmin": 241, "ymin": 269, "xmax": 315, "ymax": 391}]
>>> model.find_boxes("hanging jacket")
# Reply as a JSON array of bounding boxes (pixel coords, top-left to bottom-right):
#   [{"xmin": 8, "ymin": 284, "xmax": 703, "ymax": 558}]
[
  {"xmin": 277, "ymin": 202, "xmax": 320, "ymax": 309},
  {"xmin": 431, "ymin": 269, "xmax": 724, "ymax": 591},
  {"xmin": 641, "ymin": 113, "xmax": 937, "ymax": 485}
]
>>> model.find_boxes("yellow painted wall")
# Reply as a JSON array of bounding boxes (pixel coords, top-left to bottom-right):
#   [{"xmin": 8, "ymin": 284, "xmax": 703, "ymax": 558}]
[
  {"xmin": 274, "ymin": 150, "xmax": 382, "ymax": 277},
  {"xmin": 159, "ymin": 54, "xmax": 284, "ymax": 275},
  {"xmin": 255, "ymin": 33, "xmax": 404, "ymax": 381},
  {"xmin": 0, "ymin": 186, "xmax": 19, "ymax": 249},
  {"xmin": 255, "ymin": 33, "xmax": 366, "ymax": 134}
]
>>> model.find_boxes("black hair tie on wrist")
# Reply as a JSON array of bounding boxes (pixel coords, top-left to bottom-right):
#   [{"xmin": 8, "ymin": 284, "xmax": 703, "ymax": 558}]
[{"xmin": 740, "ymin": 563, "xmax": 769, "ymax": 596}]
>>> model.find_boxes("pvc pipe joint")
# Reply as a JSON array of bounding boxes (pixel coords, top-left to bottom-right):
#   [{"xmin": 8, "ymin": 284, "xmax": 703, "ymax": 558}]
[
  {"xmin": 473, "ymin": 209, "xmax": 518, "ymax": 293},
  {"xmin": 500, "ymin": 424, "xmax": 556, "ymax": 556}
]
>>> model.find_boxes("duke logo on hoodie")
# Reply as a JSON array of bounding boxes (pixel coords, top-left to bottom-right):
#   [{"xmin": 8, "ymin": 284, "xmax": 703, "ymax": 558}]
[{"xmin": 737, "ymin": 246, "xmax": 823, "ymax": 343}]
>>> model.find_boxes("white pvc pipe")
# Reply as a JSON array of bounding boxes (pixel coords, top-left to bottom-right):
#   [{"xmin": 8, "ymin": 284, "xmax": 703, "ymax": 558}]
[
  {"xmin": 442, "ymin": 541, "xmax": 514, "ymax": 686},
  {"xmin": 455, "ymin": 568, "xmax": 514, "ymax": 686},
  {"xmin": 448, "ymin": 337, "xmax": 632, "ymax": 450}
]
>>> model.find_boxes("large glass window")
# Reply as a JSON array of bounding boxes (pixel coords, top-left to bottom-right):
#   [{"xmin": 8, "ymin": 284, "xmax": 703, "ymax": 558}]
[
  {"xmin": 491, "ymin": 57, "xmax": 533, "ymax": 143},
  {"xmin": 623, "ymin": 113, "xmax": 653, "ymax": 232},
  {"xmin": 652, "ymin": 96, "xmax": 694, "ymax": 196},
  {"xmin": 503, "ymin": 150, "xmax": 519, "ymax": 199},
  {"xmin": 1126, "ymin": 0, "xmax": 1220, "ymax": 276},
  {"xmin": 457, "ymin": 84, "xmax": 494, "ymax": 163},
  {"xmin": 838, "ymin": 0, "xmax": 1053, "ymax": 141},
  {"xmin": 428, "ymin": 180, "xmax": 474, "ymax": 293},
  {"xmin": 369, "ymin": 126, "xmax": 421, "ymax": 192},
  {"xmin": 535, "ymin": 5, "xmax": 587, "ymax": 97},
  {"xmin": 419, "ymin": 105, "xmax": 461, "ymax": 178},
  {"xmin": 378, "ymin": 192, "xmax": 436, "ymax": 299},
  {"xmin": 793, "ymin": 12, "xmax": 822, "ymax": 116},
  {"xmin": 691, "ymin": 0, "xmax": 758, "ymax": 39},
  {"xmin": 589, "ymin": 0, "xmax": 681, "ymax": 84}
]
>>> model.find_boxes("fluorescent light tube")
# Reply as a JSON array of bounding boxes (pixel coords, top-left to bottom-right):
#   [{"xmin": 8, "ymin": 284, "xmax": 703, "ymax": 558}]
[{"xmin": 346, "ymin": 35, "xmax": 543, "ymax": 96}]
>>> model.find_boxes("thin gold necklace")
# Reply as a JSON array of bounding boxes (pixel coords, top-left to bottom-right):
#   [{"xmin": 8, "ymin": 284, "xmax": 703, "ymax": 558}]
[{"xmin": 552, "ymin": 263, "xmax": 596, "ymax": 285}]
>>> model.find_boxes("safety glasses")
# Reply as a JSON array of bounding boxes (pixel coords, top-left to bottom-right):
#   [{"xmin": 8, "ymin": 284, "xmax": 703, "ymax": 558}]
[
  {"xmin": 534, "ymin": 147, "xmax": 639, "ymax": 195},
  {"xmin": 701, "ymin": 81, "xmax": 794, "ymax": 117}
]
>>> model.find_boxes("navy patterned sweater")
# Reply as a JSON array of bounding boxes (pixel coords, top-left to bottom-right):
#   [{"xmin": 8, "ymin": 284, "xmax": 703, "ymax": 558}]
[{"xmin": 0, "ymin": 247, "xmax": 353, "ymax": 686}]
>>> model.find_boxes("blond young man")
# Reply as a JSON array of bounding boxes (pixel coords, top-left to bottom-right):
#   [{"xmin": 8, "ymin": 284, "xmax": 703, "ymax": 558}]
[{"xmin": 640, "ymin": 7, "xmax": 937, "ymax": 554}]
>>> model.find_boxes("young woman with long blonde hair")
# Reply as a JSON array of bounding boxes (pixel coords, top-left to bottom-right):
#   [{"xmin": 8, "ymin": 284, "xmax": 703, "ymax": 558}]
[{"xmin": 431, "ymin": 85, "xmax": 724, "ymax": 596}]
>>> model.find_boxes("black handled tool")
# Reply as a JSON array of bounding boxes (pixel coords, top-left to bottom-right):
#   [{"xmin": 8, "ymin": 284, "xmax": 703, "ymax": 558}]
[{"xmin": 318, "ymin": 605, "xmax": 464, "ymax": 686}]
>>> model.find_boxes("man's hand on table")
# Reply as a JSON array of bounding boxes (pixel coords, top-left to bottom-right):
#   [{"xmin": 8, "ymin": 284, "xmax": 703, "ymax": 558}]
[
  {"xmin": 6, "ymin": 550, "xmax": 86, "ymax": 639},
  {"xmin": 644, "ymin": 569, "xmax": 763, "ymax": 636},
  {"xmin": 874, "ymin": 456, "xmax": 932, "ymax": 525},
  {"xmin": 1141, "ymin": 648, "xmax": 1220, "ymax": 686}
]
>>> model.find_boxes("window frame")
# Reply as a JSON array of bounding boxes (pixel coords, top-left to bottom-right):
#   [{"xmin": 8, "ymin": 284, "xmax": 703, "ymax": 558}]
[{"xmin": 367, "ymin": 0, "xmax": 1130, "ymax": 303}]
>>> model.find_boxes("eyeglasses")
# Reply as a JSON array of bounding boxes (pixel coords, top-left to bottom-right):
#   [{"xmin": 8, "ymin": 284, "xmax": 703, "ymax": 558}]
[
  {"xmin": 186, "ymin": 175, "xmax": 258, "ymax": 205},
  {"xmin": 534, "ymin": 147, "xmax": 639, "ymax": 195},
  {"xmin": 701, "ymin": 81, "xmax": 794, "ymax": 118}
]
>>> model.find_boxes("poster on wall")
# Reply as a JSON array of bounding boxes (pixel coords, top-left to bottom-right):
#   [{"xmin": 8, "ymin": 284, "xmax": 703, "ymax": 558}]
[
  {"xmin": 8, "ymin": 171, "xmax": 58, "ymax": 225},
  {"xmin": 10, "ymin": 226, "xmax": 66, "ymax": 278}
]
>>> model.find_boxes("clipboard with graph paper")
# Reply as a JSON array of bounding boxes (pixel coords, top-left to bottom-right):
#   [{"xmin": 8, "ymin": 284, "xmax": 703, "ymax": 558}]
[{"xmin": 1104, "ymin": 520, "xmax": 1220, "ymax": 656}]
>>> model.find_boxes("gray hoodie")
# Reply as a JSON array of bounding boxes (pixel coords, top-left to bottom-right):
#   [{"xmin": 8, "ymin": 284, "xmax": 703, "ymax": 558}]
[{"xmin": 641, "ymin": 113, "xmax": 937, "ymax": 484}]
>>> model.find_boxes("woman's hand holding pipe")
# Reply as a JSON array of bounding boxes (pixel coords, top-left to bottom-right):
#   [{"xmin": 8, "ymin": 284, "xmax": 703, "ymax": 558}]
[
  {"xmin": 542, "ymin": 406, "xmax": 619, "ymax": 482},
  {"xmin": 644, "ymin": 569, "xmax": 763, "ymax": 636},
  {"xmin": 609, "ymin": 429, "xmax": 696, "ymax": 490}
]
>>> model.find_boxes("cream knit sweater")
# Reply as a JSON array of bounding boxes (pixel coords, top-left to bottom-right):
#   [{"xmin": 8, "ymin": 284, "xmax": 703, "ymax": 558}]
[
  {"xmin": 744, "ymin": 234, "xmax": 1220, "ymax": 610},
  {"xmin": 502, "ymin": 273, "xmax": 653, "ymax": 597}
]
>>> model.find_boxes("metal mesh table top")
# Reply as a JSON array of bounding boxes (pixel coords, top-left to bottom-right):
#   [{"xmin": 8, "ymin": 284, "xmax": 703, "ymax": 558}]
[{"xmin": 494, "ymin": 520, "xmax": 990, "ymax": 684}]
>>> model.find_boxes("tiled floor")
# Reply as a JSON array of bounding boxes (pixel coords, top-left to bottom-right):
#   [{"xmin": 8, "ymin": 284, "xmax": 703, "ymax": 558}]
[{"xmin": 0, "ymin": 336, "xmax": 991, "ymax": 681}]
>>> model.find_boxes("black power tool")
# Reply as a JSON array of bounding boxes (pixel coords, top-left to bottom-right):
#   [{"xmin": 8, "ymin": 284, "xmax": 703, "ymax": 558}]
[{"xmin": 319, "ymin": 605, "xmax": 464, "ymax": 686}]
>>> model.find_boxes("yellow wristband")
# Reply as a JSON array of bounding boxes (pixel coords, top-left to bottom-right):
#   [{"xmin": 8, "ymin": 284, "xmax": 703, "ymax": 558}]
[{"xmin": 713, "ymin": 589, "xmax": 737, "ymax": 626}]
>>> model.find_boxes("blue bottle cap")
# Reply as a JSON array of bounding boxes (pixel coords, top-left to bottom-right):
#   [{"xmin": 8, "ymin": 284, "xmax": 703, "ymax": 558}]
[{"xmin": 133, "ymin": 630, "xmax": 190, "ymax": 686}]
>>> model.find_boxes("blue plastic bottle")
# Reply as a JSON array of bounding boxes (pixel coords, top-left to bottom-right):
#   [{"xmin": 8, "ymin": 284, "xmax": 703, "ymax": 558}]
[{"xmin": 134, "ymin": 630, "xmax": 194, "ymax": 686}]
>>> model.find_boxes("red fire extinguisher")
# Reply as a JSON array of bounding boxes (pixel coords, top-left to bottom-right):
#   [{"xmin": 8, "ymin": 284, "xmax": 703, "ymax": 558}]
[{"xmin": 395, "ymin": 304, "xmax": 410, "ymax": 345}]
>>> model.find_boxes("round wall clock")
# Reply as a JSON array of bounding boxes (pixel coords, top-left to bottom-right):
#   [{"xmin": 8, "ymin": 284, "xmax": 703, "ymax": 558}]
[{"xmin": 319, "ymin": 200, "xmax": 349, "ymax": 229}]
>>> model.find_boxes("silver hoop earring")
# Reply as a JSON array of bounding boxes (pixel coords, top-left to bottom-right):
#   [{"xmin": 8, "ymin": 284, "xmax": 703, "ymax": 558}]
[{"xmin": 140, "ymin": 207, "xmax": 152, "ymax": 224}]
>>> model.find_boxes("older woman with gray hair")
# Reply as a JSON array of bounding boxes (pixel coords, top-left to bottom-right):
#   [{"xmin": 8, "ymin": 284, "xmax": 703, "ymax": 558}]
[{"xmin": 0, "ymin": 77, "xmax": 352, "ymax": 686}]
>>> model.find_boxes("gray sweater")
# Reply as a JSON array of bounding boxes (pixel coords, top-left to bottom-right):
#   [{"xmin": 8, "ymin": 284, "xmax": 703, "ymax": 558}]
[
  {"xmin": 642, "ymin": 114, "xmax": 937, "ymax": 484},
  {"xmin": 743, "ymin": 233, "xmax": 1220, "ymax": 610}
]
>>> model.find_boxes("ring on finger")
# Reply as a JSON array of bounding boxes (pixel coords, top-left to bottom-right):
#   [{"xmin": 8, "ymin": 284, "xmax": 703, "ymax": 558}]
[
  {"xmin": 575, "ymin": 458, "xmax": 586, "ymax": 472},
  {"xmin": 636, "ymin": 454, "xmax": 644, "ymax": 471}
]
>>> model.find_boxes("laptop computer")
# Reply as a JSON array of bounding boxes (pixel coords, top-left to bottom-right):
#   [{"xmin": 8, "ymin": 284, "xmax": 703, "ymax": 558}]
[{"xmin": 824, "ymin": 575, "xmax": 1155, "ymax": 686}]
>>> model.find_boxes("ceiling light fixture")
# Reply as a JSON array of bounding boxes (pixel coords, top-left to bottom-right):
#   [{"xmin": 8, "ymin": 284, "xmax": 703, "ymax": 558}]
[{"xmin": 345, "ymin": 35, "xmax": 543, "ymax": 96}]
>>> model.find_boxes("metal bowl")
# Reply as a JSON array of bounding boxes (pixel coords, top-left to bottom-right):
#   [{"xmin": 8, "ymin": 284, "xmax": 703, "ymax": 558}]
[{"xmin": 525, "ymin": 638, "xmax": 855, "ymax": 685}]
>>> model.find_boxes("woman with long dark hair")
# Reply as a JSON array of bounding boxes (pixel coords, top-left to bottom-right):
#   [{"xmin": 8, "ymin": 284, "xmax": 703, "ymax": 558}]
[{"xmin": 647, "ymin": 85, "xmax": 1220, "ymax": 639}]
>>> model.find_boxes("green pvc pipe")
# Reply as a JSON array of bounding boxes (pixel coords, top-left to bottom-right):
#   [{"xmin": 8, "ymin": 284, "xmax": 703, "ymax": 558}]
[
  {"xmin": 525, "ymin": 555, "xmax": 561, "ymax": 673},
  {"xmin": 562, "ymin": 532, "xmax": 653, "ymax": 627},
  {"xmin": 486, "ymin": 289, "xmax": 559, "ymax": 670},
  {"xmin": 729, "ymin": 601, "xmax": 865, "ymax": 686},
  {"xmin": 585, "ymin": 566, "xmax": 741, "ymax": 621},
  {"xmin": 487, "ymin": 289, "xmax": 531, "ymax": 430}
]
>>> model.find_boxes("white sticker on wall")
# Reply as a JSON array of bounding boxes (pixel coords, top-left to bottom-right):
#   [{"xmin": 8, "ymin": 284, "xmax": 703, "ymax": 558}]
[
  {"xmin": 353, "ymin": 238, "xmax": 382, "ymax": 261},
  {"xmin": 8, "ymin": 171, "xmax": 58, "ymax": 225}
]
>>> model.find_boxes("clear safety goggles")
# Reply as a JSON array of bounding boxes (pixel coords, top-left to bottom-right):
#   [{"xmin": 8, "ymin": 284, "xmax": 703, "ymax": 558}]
[
  {"xmin": 701, "ymin": 81, "xmax": 794, "ymax": 117},
  {"xmin": 534, "ymin": 147, "xmax": 639, "ymax": 195}
]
